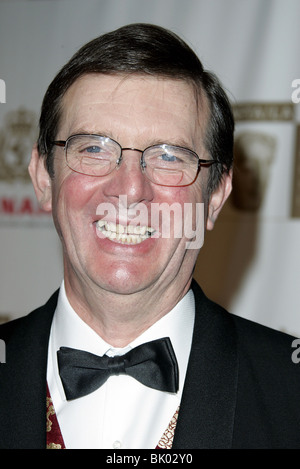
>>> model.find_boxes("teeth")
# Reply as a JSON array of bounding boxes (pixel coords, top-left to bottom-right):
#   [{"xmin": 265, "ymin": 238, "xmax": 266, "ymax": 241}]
[{"xmin": 96, "ymin": 220, "xmax": 155, "ymax": 244}]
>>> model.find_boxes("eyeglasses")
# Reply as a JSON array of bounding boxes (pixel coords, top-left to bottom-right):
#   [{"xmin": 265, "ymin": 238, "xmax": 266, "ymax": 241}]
[{"xmin": 52, "ymin": 134, "xmax": 218, "ymax": 187}]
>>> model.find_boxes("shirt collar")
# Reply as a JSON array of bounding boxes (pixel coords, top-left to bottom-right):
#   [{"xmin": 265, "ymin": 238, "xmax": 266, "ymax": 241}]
[{"xmin": 50, "ymin": 280, "xmax": 195, "ymax": 391}]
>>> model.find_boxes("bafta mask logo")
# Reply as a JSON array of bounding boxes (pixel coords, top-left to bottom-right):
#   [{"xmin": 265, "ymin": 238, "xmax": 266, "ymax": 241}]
[
  {"xmin": 232, "ymin": 131, "xmax": 276, "ymax": 211},
  {"xmin": 0, "ymin": 107, "xmax": 37, "ymax": 182}
]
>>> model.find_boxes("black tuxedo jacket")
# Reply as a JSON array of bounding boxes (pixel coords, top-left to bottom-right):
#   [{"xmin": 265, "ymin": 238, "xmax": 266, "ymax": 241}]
[{"xmin": 1, "ymin": 280, "xmax": 300, "ymax": 449}]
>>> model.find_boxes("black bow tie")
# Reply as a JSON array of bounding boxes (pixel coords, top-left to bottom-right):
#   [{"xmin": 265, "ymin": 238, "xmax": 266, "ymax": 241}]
[{"xmin": 57, "ymin": 337, "xmax": 179, "ymax": 400}]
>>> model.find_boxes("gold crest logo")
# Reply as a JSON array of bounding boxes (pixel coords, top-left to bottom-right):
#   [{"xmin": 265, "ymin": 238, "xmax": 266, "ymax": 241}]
[{"xmin": 0, "ymin": 107, "xmax": 37, "ymax": 182}]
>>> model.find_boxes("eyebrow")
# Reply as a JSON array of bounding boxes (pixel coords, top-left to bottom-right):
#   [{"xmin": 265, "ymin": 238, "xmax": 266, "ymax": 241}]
[
  {"xmin": 67, "ymin": 128, "xmax": 113, "ymax": 139},
  {"xmin": 152, "ymin": 138, "xmax": 195, "ymax": 151},
  {"xmin": 67, "ymin": 129, "xmax": 196, "ymax": 152}
]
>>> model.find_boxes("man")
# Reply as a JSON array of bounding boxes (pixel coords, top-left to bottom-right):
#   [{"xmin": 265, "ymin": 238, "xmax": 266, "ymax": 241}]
[{"xmin": 0, "ymin": 23, "xmax": 300, "ymax": 449}]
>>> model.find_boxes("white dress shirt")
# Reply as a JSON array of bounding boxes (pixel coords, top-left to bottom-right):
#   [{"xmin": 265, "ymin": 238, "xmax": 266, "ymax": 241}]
[{"xmin": 47, "ymin": 281, "xmax": 195, "ymax": 449}]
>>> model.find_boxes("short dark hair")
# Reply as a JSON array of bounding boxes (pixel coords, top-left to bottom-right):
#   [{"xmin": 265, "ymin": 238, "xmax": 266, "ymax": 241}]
[{"xmin": 37, "ymin": 23, "xmax": 234, "ymax": 193}]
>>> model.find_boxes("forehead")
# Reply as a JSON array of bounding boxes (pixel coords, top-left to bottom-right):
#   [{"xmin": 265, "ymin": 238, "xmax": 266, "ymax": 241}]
[{"xmin": 59, "ymin": 74, "xmax": 208, "ymax": 149}]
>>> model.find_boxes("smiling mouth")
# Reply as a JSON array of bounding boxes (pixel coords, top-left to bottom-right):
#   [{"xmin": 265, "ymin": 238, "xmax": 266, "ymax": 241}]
[{"xmin": 96, "ymin": 220, "xmax": 156, "ymax": 245}]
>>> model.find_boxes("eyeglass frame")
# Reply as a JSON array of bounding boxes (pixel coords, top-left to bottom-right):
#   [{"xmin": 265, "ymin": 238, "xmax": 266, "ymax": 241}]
[{"xmin": 51, "ymin": 133, "xmax": 219, "ymax": 187}]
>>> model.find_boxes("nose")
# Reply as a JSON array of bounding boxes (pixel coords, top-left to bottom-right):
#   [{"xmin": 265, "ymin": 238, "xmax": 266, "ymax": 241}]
[{"xmin": 103, "ymin": 149, "xmax": 154, "ymax": 208}]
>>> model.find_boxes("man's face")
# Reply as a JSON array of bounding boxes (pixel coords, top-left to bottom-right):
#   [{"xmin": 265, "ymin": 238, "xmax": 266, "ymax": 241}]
[{"xmin": 32, "ymin": 74, "xmax": 229, "ymax": 300}]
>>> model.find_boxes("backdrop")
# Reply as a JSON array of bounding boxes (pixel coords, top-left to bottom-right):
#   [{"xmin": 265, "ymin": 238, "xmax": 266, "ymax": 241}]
[{"xmin": 1, "ymin": 0, "xmax": 300, "ymax": 337}]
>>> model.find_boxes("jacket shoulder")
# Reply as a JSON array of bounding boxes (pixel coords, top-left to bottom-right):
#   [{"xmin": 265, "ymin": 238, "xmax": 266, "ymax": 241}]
[
  {"xmin": 0, "ymin": 290, "xmax": 59, "ymax": 449},
  {"xmin": 191, "ymin": 280, "xmax": 300, "ymax": 448},
  {"xmin": 0, "ymin": 290, "xmax": 59, "ymax": 342},
  {"xmin": 192, "ymin": 278, "xmax": 297, "ymax": 348}
]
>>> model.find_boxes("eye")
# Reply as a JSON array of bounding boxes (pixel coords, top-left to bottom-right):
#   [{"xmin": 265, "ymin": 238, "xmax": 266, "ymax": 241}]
[
  {"xmin": 160, "ymin": 153, "xmax": 177, "ymax": 162},
  {"xmin": 84, "ymin": 145, "xmax": 102, "ymax": 154},
  {"xmin": 79, "ymin": 145, "xmax": 111, "ymax": 160}
]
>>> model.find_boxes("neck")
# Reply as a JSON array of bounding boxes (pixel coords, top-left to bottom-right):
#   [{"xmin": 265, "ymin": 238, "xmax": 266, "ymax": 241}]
[{"xmin": 63, "ymin": 274, "xmax": 192, "ymax": 348}]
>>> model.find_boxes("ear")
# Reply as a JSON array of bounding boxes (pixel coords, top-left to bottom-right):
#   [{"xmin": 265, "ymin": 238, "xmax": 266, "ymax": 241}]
[
  {"xmin": 206, "ymin": 169, "xmax": 232, "ymax": 231},
  {"xmin": 28, "ymin": 144, "xmax": 52, "ymax": 212}
]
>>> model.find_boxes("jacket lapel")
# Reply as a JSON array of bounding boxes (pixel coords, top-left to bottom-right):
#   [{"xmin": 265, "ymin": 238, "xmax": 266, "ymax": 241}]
[
  {"xmin": 0, "ymin": 291, "xmax": 58, "ymax": 449},
  {"xmin": 172, "ymin": 281, "xmax": 238, "ymax": 449}
]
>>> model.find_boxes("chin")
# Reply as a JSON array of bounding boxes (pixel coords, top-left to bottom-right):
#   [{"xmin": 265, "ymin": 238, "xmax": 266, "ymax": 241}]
[{"xmin": 98, "ymin": 265, "xmax": 152, "ymax": 295}]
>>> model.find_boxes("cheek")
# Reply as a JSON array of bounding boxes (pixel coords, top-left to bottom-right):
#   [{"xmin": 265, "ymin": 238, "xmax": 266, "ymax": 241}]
[
  {"xmin": 156, "ymin": 184, "xmax": 203, "ymax": 204},
  {"xmin": 154, "ymin": 185, "xmax": 204, "ymax": 240},
  {"xmin": 51, "ymin": 173, "xmax": 100, "ymax": 240},
  {"xmin": 53, "ymin": 172, "xmax": 97, "ymax": 213}
]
